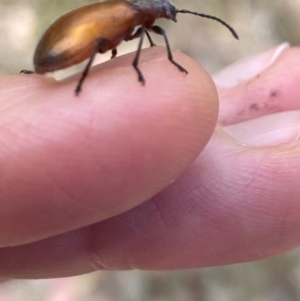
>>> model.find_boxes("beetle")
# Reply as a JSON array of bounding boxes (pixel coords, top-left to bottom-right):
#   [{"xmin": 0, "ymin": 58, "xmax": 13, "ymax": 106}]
[{"xmin": 21, "ymin": 0, "xmax": 238, "ymax": 95}]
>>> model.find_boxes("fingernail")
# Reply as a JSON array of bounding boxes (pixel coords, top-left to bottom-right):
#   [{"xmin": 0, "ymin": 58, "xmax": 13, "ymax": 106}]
[{"xmin": 213, "ymin": 43, "xmax": 290, "ymax": 88}]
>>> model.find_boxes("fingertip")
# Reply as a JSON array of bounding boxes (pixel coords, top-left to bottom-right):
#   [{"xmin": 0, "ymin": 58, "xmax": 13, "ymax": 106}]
[
  {"xmin": 15, "ymin": 46, "xmax": 219, "ymax": 155},
  {"xmin": 0, "ymin": 47, "xmax": 219, "ymax": 246}
]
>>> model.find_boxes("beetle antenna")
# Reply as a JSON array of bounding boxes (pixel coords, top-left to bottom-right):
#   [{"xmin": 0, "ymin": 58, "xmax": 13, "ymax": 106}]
[{"xmin": 176, "ymin": 9, "xmax": 239, "ymax": 40}]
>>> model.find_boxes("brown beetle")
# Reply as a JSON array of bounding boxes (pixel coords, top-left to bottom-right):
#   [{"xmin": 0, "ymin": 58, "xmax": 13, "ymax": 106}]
[{"xmin": 21, "ymin": 0, "xmax": 238, "ymax": 95}]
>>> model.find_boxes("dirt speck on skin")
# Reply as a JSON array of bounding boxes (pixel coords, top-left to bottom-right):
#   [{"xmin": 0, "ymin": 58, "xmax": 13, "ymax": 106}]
[
  {"xmin": 249, "ymin": 103, "xmax": 259, "ymax": 111},
  {"xmin": 270, "ymin": 90, "xmax": 278, "ymax": 98}
]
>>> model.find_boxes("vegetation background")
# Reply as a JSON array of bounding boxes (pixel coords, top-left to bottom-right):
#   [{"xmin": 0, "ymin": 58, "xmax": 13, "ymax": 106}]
[{"xmin": 0, "ymin": 0, "xmax": 300, "ymax": 300}]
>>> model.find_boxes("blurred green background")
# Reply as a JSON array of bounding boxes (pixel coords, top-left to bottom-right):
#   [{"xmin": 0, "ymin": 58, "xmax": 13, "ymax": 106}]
[{"xmin": 1, "ymin": 0, "xmax": 300, "ymax": 300}]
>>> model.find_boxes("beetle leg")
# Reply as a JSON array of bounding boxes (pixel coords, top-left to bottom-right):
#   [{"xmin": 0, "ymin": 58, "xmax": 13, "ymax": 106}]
[
  {"xmin": 132, "ymin": 27, "xmax": 146, "ymax": 85},
  {"xmin": 111, "ymin": 48, "xmax": 117, "ymax": 59},
  {"xmin": 125, "ymin": 27, "xmax": 143, "ymax": 41},
  {"xmin": 151, "ymin": 25, "xmax": 188, "ymax": 74},
  {"xmin": 75, "ymin": 38, "xmax": 108, "ymax": 95},
  {"xmin": 20, "ymin": 70, "xmax": 34, "ymax": 74},
  {"xmin": 145, "ymin": 30, "xmax": 156, "ymax": 47},
  {"xmin": 126, "ymin": 28, "xmax": 155, "ymax": 48}
]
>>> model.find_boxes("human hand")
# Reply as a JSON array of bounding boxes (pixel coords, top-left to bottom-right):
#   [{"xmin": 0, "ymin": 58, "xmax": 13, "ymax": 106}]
[{"xmin": 1, "ymin": 44, "xmax": 300, "ymax": 278}]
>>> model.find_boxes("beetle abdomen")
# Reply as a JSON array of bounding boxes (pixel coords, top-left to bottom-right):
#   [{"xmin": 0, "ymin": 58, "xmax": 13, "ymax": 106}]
[{"xmin": 34, "ymin": 0, "xmax": 140, "ymax": 73}]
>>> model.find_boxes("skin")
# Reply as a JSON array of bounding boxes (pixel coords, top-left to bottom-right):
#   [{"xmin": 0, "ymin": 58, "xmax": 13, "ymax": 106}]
[{"xmin": 0, "ymin": 45, "xmax": 300, "ymax": 278}]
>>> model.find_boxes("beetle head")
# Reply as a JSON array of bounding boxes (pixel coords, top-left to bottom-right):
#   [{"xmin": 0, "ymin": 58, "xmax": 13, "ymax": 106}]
[{"xmin": 160, "ymin": 0, "xmax": 178, "ymax": 22}]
